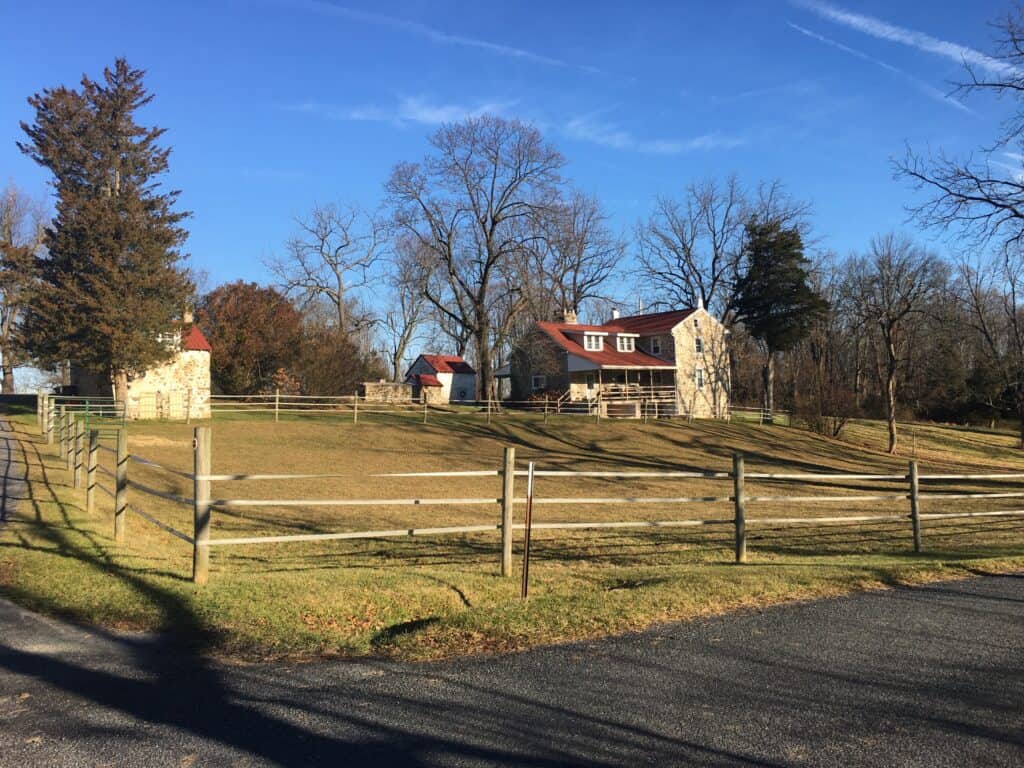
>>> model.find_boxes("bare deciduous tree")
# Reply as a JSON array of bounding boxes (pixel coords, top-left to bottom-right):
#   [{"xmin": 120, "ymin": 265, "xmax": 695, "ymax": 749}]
[
  {"xmin": 843, "ymin": 234, "xmax": 945, "ymax": 454},
  {"xmin": 637, "ymin": 176, "xmax": 810, "ymax": 322},
  {"xmin": 897, "ymin": 7, "xmax": 1024, "ymax": 249},
  {"xmin": 956, "ymin": 247, "xmax": 1024, "ymax": 445},
  {"xmin": 381, "ymin": 237, "xmax": 430, "ymax": 381},
  {"xmin": 387, "ymin": 115, "xmax": 565, "ymax": 400},
  {"xmin": 0, "ymin": 182, "xmax": 45, "ymax": 393},
  {"xmin": 268, "ymin": 203, "xmax": 385, "ymax": 331}
]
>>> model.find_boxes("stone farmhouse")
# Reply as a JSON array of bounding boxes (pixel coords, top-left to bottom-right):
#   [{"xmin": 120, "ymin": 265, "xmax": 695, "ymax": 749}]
[
  {"xmin": 405, "ymin": 354, "xmax": 477, "ymax": 404},
  {"xmin": 509, "ymin": 307, "xmax": 729, "ymax": 419},
  {"xmin": 71, "ymin": 322, "xmax": 212, "ymax": 420}
]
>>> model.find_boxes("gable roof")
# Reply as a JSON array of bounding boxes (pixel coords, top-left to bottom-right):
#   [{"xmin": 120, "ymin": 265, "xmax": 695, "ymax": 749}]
[
  {"xmin": 181, "ymin": 325, "xmax": 212, "ymax": 353},
  {"xmin": 418, "ymin": 354, "xmax": 476, "ymax": 375},
  {"xmin": 612, "ymin": 308, "xmax": 697, "ymax": 334},
  {"xmin": 536, "ymin": 322, "xmax": 674, "ymax": 370}
]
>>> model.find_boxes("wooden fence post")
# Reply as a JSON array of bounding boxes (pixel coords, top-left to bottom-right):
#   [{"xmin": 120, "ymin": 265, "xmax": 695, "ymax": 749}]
[
  {"xmin": 73, "ymin": 418, "xmax": 84, "ymax": 489},
  {"xmin": 909, "ymin": 460, "xmax": 921, "ymax": 554},
  {"xmin": 36, "ymin": 388, "xmax": 43, "ymax": 431},
  {"xmin": 543, "ymin": 396, "xmax": 549, "ymax": 424},
  {"xmin": 274, "ymin": 387, "xmax": 280, "ymax": 423},
  {"xmin": 500, "ymin": 446, "xmax": 516, "ymax": 577},
  {"xmin": 733, "ymin": 452, "xmax": 747, "ymax": 564},
  {"xmin": 520, "ymin": 461, "xmax": 536, "ymax": 599},
  {"xmin": 422, "ymin": 397, "xmax": 428, "ymax": 424},
  {"xmin": 193, "ymin": 426, "xmax": 212, "ymax": 584},
  {"xmin": 353, "ymin": 391, "xmax": 359, "ymax": 424},
  {"xmin": 86, "ymin": 429, "xmax": 98, "ymax": 514},
  {"xmin": 114, "ymin": 427, "xmax": 127, "ymax": 543}
]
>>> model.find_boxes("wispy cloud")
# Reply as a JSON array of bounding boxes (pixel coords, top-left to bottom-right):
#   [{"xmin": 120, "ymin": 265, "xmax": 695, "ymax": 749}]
[
  {"xmin": 283, "ymin": 96, "xmax": 514, "ymax": 127},
  {"xmin": 795, "ymin": 0, "xmax": 1017, "ymax": 77},
  {"xmin": 713, "ymin": 80, "xmax": 819, "ymax": 105},
  {"xmin": 291, "ymin": 0, "xmax": 602, "ymax": 74},
  {"xmin": 564, "ymin": 115, "xmax": 745, "ymax": 154},
  {"xmin": 788, "ymin": 23, "xmax": 971, "ymax": 113}
]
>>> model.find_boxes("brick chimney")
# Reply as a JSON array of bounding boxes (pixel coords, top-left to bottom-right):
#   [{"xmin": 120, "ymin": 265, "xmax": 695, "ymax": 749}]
[
  {"xmin": 563, "ymin": 309, "xmax": 578, "ymax": 325},
  {"xmin": 182, "ymin": 307, "xmax": 194, "ymax": 325}
]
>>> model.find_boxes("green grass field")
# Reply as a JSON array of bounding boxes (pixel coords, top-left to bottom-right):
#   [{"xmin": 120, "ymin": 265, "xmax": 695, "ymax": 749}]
[{"xmin": 1, "ymin": 408, "xmax": 1022, "ymax": 661}]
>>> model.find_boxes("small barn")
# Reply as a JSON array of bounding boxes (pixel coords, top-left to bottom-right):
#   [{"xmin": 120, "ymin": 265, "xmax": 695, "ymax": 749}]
[{"xmin": 405, "ymin": 354, "xmax": 477, "ymax": 403}]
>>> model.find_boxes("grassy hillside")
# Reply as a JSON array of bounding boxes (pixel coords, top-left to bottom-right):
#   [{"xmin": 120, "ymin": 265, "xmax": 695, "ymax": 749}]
[{"xmin": 1, "ymin": 410, "xmax": 1022, "ymax": 661}]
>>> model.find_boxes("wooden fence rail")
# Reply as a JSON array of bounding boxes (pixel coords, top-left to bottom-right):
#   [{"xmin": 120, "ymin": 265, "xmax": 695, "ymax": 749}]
[{"xmin": 54, "ymin": 415, "xmax": 1024, "ymax": 585}]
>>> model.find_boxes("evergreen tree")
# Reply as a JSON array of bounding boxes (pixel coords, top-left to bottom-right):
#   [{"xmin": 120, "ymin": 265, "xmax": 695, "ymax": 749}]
[
  {"xmin": 734, "ymin": 218, "xmax": 828, "ymax": 418},
  {"xmin": 17, "ymin": 59, "xmax": 192, "ymax": 402}
]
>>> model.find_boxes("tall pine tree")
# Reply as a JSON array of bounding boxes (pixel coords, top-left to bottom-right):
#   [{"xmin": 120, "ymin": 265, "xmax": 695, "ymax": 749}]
[
  {"xmin": 18, "ymin": 59, "xmax": 192, "ymax": 402},
  {"xmin": 734, "ymin": 218, "xmax": 828, "ymax": 419}
]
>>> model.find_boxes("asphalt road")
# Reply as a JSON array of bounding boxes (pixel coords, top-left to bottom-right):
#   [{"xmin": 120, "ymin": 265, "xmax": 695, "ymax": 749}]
[{"xmin": 0, "ymin": 575, "xmax": 1020, "ymax": 767}]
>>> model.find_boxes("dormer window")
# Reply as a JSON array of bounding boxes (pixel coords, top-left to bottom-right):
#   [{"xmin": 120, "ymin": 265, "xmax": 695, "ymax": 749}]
[
  {"xmin": 650, "ymin": 337, "xmax": 662, "ymax": 355},
  {"xmin": 616, "ymin": 336, "xmax": 635, "ymax": 353},
  {"xmin": 583, "ymin": 334, "xmax": 603, "ymax": 352}
]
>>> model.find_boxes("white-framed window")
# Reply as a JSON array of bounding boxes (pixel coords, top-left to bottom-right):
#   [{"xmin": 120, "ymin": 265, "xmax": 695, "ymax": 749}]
[
  {"xmin": 650, "ymin": 337, "xmax": 661, "ymax": 355},
  {"xmin": 531, "ymin": 374, "xmax": 546, "ymax": 391},
  {"xmin": 584, "ymin": 334, "xmax": 603, "ymax": 351},
  {"xmin": 616, "ymin": 336, "xmax": 635, "ymax": 353},
  {"xmin": 695, "ymin": 368, "xmax": 705, "ymax": 390},
  {"xmin": 695, "ymin": 337, "xmax": 704, "ymax": 354}
]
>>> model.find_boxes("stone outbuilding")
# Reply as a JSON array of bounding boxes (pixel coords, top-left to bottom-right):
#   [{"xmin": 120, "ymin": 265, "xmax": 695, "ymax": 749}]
[{"xmin": 71, "ymin": 323, "xmax": 212, "ymax": 420}]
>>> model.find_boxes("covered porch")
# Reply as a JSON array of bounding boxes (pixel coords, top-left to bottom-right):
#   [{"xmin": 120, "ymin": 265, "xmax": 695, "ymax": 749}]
[{"xmin": 565, "ymin": 366, "xmax": 678, "ymax": 418}]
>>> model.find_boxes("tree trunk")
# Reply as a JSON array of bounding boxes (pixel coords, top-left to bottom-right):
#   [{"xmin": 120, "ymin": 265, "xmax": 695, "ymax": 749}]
[
  {"xmin": 476, "ymin": 328, "xmax": 493, "ymax": 403},
  {"xmin": 1, "ymin": 362, "xmax": 13, "ymax": 394},
  {"xmin": 761, "ymin": 351, "xmax": 775, "ymax": 423},
  {"xmin": 885, "ymin": 358, "xmax": 898, "ymax": 455},
  {"xmin": 113, "ymin": 368, "xmax": 129, "ymax": 406}
]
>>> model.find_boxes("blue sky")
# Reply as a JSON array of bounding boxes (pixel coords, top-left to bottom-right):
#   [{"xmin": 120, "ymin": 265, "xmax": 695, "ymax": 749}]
[{"xmin": 0, "ymin": 0, "xmax": 1014, "ymax": 292}]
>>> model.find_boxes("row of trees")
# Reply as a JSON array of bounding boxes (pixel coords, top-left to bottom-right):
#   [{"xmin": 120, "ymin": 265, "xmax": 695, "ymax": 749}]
[{"xmin": 6, "ymin": 5, "xmax": 1024, "ymax": 453}]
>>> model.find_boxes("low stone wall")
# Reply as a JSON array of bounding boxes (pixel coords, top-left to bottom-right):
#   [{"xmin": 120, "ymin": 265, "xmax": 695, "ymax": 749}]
[{"xmin": 362, "ymin": 381, "xmax": 413, "ymax": 403}]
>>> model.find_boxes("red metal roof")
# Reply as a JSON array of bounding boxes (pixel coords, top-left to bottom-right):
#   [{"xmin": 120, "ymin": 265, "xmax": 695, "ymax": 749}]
[
  {"xmin": 612, "ymin": 308, "xmax": 696, "ymax": 334},
  {"xmin": 410, "ymin": 373, "xmax": 442, "ymax": 387},
  {"xmin": 537, "ymin": 322, "xmax": 674, "ymax": 370},
  {"xmin": 181, "ymin": 325, "xmax": 212, "ymax": 352},
  {"xmin": 419, "ymin": 354, "xmax": 476, "ymax": 375}
]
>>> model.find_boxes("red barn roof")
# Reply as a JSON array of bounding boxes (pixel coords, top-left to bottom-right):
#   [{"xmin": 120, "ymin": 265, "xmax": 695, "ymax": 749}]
[
  {"xmin": 418, "ymin": 354, "xmax": 476, "ymax": 375},
  {"xmin": 181, "ymin": 325, "xmax": 212, "ymax": 352}
]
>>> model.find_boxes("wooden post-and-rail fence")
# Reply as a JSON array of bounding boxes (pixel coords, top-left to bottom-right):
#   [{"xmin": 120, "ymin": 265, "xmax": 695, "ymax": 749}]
[{"xmin": 50, "ymin": 411, "xmax": 1024, "ymax": 585}]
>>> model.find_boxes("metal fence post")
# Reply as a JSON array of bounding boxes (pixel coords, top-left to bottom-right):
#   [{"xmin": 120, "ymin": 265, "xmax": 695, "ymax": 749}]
[
  {"xmin": 46, "ymin": 398, "xmax": 55, "ymax": 444},
  {"xmin": 114, "ymin": 427, "xmax": 128, "ymax": 543},
  {"xmin": 86, "ymin": 429, "xmax": 99, "ymax": 514},
  {"xmin": 193, "ymin": 427, "xmax": 212, "ymax": 584},
  {"xmin": 64, "ymin": 412, "xmax": 74, "ymax": 471},
  {"xmin": 500, "ymin": 446, "xmax": 516, "ymax": 577},
  {"xmin": 909, "ymin": 460, "xmax": 921, "ymax": 553},
  {"xmin": 733, "ymin": 452, "xmax": 747, "ymax": 564},
  {"xmin": 73, "ymin": 418, "xmax": 84, "ymax": 488}
]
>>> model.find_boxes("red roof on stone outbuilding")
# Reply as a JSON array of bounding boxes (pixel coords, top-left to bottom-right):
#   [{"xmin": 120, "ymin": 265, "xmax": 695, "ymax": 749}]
[
  {"xmin": 181, "ymin": 325, "xmax": 212, "ymax": 352},
  {"xmin": 410, "ymin": 373, "xmax": 442, "ymax": 387}
]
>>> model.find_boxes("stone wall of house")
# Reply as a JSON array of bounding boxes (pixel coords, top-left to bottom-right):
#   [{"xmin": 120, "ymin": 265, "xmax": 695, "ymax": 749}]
[
  {"xmin": 510, "ymin": 332, "xmax": 569, "ymax": 400},
  {"xmin": 671, "ymin": 308, "xmax": 729, "ymax": 419},
  {"xmin": 126, "ymin": 349, "xmax": 211, "ymax": 420},
  {"xmin": 361, "ymin": 381, "xmax": 413, "ymax": 403}
]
